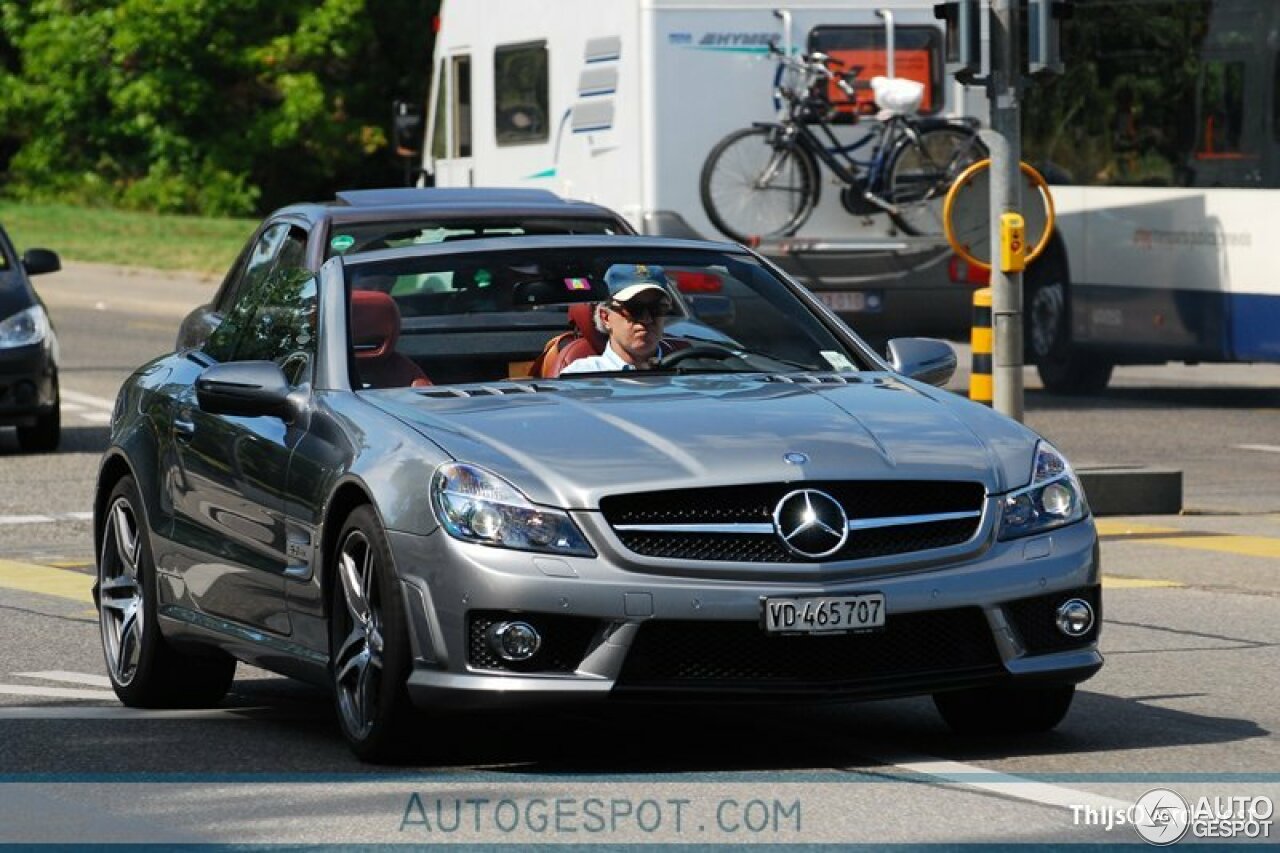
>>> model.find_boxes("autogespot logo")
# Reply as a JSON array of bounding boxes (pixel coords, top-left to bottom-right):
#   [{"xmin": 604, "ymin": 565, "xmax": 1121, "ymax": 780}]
[
  {"xmin": 1133, "ymin": 789, "xmax": 1190, "ymax": 846},
  {"xmin": 772, "ymin": 489, "xmax": 848, "ymax": 558}
]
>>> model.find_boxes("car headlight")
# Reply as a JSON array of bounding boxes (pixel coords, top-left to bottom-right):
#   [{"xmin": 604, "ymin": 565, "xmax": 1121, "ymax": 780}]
[
  {"xmin": 998, "ymin": 440, "xmax": 1089, "ymax": 540},
  {"xmin": 431, "ymin": 462, "xmax": 594, "ymax": 556},
  {"xmin": 0, "ymin": 305, "xmax": 49, "ymax": 349}
]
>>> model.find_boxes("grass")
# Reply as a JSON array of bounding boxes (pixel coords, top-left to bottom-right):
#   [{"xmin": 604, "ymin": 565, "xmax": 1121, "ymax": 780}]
[{"xmin": 0, "ymin": 201, "xmax": 257, "ymax": 274}]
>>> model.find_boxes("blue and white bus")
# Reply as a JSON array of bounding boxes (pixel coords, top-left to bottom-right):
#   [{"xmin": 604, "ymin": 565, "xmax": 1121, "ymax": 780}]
[{"xmin": 1020, "ymin": 0, "xmax": 1280, "ymax": 392}]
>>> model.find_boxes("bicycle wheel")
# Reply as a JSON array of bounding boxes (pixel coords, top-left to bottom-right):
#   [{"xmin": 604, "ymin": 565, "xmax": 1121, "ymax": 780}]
[
  {"xmin": 884, "ymin": 125, "xmax": 987, "ymax": 236},
  {"xmin": 700, "ymin": 126, "xmax": 820, "ymax": 243}
]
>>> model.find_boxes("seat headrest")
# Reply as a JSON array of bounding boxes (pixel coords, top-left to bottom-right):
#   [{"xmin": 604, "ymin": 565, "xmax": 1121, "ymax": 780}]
[
  {"xmin": 567, "ymin": 302, "xmax": 606, "ymax": 354},
  {"xmin": 350, "ymin": 289, "xmax": 401, "ymax": 360}
]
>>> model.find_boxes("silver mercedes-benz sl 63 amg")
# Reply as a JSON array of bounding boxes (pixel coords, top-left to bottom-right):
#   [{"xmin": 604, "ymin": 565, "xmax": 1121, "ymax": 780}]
[{"xmin": 94, "ymin": 235, "xmax": 1101, "ymax": 761}]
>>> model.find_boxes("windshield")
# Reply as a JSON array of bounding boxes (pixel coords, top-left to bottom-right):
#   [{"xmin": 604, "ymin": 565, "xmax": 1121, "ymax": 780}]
[{"xmin": 345, "ymin": 246, "xmax": 869, "ymax": 388}]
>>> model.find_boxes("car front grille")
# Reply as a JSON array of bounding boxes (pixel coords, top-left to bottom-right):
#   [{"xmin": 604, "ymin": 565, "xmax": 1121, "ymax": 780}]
[
  {"xmin": 616, "ymin": 607, "xmax": 1002, "ymax": 692},
  {"xmin": 1004, "ymin": 585, "xmax": 1102, "ymax": 655},
  {"xmin": 600, "ymin": 481, "xmax": 986, "ymax": 563}
]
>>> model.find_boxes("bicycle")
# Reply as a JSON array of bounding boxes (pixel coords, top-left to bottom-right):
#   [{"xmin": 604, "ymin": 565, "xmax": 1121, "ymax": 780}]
[{"xmin": 699, "ymin": 42, "xmax": 988, "ymax": 242}]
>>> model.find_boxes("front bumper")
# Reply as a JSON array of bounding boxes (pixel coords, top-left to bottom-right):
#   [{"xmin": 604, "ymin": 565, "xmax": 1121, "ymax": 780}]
[
  {"xmin": 0, "ymin": 341, "xmax": 57, "ymax": 425},
  {"xmin": 390, "ymin": 515, "xmax": 1102, "ymax": 709}
]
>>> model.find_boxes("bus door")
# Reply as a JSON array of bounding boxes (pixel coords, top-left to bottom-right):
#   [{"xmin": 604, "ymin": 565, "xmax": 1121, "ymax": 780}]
[{"xmin": 426, "ymin": 52, "xmax": 474, "ymax": 187}]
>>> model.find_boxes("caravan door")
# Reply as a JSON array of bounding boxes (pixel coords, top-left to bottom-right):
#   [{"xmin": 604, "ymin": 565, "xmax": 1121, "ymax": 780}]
[{"xmin": 426, "ymin": 52, "xmax": 474, "ymax": 186}]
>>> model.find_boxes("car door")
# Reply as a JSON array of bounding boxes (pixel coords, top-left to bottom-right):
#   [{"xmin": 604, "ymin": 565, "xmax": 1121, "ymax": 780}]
[{"xmin": 165, "ymin": 264, "xmax": 318, "ymax": 636}]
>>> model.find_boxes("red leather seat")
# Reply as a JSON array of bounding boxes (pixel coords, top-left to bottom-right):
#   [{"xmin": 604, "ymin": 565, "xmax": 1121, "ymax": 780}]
[
  {"xmin": 350, "ymin": 290, "xmax": 431, "ymax": 389},
  {"xmin": 529, "ymin": 303, "xmax": 606, "ymax": 378}
]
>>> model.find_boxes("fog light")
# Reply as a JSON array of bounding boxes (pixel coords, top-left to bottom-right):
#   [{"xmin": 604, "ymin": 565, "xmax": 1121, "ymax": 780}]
[
  {"xmin": 487, "ymin": 620, "xmax": 541, "ymax": 661},
  {"xmin": 1055, "ymin": 598, "xmax": 1094, "ymax": 637}
]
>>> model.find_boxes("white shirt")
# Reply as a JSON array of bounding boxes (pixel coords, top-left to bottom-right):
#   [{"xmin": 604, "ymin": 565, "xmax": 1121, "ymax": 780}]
[{"xmin": 560, "ymin": 341, "xmax": 668, "ymax": 375}]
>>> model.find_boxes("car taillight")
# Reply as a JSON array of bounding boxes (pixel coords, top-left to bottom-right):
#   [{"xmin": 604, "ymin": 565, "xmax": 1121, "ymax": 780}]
[
  {"xmin": 672, "ymin": 271, "xmax": 723, "ymax": 293},
  {"xmin": 948, "ymin": 255, "xmax": 990, "ymax": 286}
]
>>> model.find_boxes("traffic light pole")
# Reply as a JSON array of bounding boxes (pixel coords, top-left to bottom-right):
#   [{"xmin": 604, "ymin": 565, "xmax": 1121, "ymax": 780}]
[{"xmin": 988, "ymin": 0, "xmax": 1025, "ymax": 422}]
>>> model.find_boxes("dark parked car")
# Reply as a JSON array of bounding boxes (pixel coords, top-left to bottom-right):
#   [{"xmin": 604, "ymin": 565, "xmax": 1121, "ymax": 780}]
[
  {"xmin": 0, "ymin": 225, "xmax": 61, "ymax": 453},
  {"xmin": 176, "ymin": 187, "xmax": 635, "ymax": 351},
  {"xmin": 98, "ymin": 235, "xmax": 1101, "ymax": 762}
]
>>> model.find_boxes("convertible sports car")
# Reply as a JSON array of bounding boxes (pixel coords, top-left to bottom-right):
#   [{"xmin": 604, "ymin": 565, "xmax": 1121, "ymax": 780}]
[{"xmin": 95, "ymin": 235, "xmax": 1101, "ymax": 762}]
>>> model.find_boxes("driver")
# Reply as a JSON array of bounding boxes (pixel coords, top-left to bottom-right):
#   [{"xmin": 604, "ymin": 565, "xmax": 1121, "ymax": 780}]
[{"xmin": 560, "ymin": 265, "xmax": 676, "ymax": 374}]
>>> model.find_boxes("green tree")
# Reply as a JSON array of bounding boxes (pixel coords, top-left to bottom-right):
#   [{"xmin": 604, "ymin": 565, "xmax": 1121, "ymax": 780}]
[{"xmin": 0, "ymin": 0, "xmax": 438, "ymax": 216}]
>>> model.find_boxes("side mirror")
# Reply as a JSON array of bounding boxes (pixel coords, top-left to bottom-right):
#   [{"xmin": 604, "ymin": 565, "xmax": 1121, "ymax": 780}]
[
  {"xmin": 886, "ymin": 337, "xmax": 957, "ymax": 387},
  {"xmin": 196, "ymin": 361, "xmax": 294, "ymax": 419},
  {"xmin": 23, "ymin": 249, "xmax": 61, "ymax": 276}
]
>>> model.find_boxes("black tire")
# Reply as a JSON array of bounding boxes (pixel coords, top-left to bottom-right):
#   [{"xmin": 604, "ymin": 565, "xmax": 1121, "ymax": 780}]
[
  {"xmin": 885, "ymin": 125, "xmax": 987, "ymax": 236},
  {"xmin": 329, "ymin": 504, "xmax": 416, "ymax": 763},
  {"xmin": 934, "ymin": 684, "xmax": 1076, "ymax": 735},
  {"xmin": 97, "ymin": 476, "xmax": 236, "ymax": 708},
  {"xmin": 1025, "ymin": 263, "xmax": 1114, "ymax": 394},
  {"xmin": 17, "ymin": 377, "xmax": 60, "ymax": 453},
  {"xmin": 700, "ymin": 126, "xmax": 820, "ymax": 243}
]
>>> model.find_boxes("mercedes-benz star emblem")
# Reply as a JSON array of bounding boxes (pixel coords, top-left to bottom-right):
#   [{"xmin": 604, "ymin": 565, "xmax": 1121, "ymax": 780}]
[{"xmin": 772, "ymin": 489, "xmax": 849, "ymax": 559}]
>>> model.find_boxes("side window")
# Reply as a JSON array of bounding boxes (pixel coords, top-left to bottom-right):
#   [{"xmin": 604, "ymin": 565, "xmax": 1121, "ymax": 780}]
[
  {"xmin": 203, "ymin": 267, "xmax": 318, "ymax": 383},
  {"xmin": 452, "ymin": 55, "xmax": 472, "ymax": 157},
  {"xmin": 214, "ymin": 223, "xmax": 292, "ymax": 316},
  {"xmin": 430, "ymin": 58, "xmax": 448, "ymax": 161},
  {"xmin": 807, "ymin": 26, "xmax": 943, "ymax": 119},
  {"xmin": 275, "ymin": 226, "xmax": 308, "ymax": 271},
  {"xmin": 495, "ymin": 42, "xmax": 549, "ymax": 145}
]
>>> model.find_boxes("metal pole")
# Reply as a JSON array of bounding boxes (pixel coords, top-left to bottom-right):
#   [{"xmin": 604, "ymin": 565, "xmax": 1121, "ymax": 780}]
[
  {"xmin": 988, "ymin": 0, "xmax": 1024, "ymax": 421},
  {"xmin": 876, "ymin": 9, "xmax": 896, "ymax": 78}
]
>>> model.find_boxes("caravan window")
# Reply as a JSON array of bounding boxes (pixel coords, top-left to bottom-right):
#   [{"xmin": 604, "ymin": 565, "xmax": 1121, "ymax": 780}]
[
  {"xmin": 494, "ymin": 41, "xmax": 549, "ymax": 146},
  {"xmin": 807, "ymin": 26, "xmax": 943, "ymax": 121}
]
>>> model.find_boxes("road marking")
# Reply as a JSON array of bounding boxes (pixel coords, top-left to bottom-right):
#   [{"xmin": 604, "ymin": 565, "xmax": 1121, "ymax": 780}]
[
  {"xmin": 1097, "ymin": 520, "xmax": 1280, "ymax": 559},
  {"xmin": 0, "ymin": 512, "xmax": 93, "ymax": 526},
  {"xmin": 1103, "ymin": 576, "xmax": 1183, "ymax": 589},
  {"xmin": 16, "ymin": 671, "xmax": 112, "ymax": 688},
  {"xmin": 1095, "ymin": 521, "xmax": 1180, "ymax": 537},
  {"xmin": 0, "ymin": 706, "xmax": 270, "ymax": 720},
  {"xmin": 861, "ymin": 748, "xmax": 1132, "ymax": 813},
  {"xmin": 0, "ymin": 559, "xmax": 94, "ymax": 604},
  {"xmin": 60, "ymin": 389, "xmax": 116, "ymax": 410},
  {"xmin": 1236, "ymin": 443, "xmax": 1280, "ymax": 454},
  {"xmin": 76, "ymin": 411, "xmax": 113, "ymax": 424},
  {"xmin": 0, "ymin": 684, "xmax": 116, "ymax": 701}
]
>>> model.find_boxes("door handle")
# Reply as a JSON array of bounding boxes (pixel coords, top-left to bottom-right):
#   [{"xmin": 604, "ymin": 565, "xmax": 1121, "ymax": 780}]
[{"xmin": 174, "ymin": 418, "xmax": 195, "ymax": 440}]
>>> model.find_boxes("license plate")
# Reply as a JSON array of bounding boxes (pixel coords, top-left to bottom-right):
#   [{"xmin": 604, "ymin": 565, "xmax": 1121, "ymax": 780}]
[
  {"xmin": 817, "ymin": 291, "xmax": 867, "ymax": 312},
  {"xmin": 762, "ymin": 593, "xmax": 886, "ymax": 635}
]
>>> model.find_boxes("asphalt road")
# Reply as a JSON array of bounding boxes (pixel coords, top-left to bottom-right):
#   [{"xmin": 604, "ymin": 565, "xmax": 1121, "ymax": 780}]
[{"xmin": 0, "ymin": 263, "xmax": 1277, "ymax": 845}]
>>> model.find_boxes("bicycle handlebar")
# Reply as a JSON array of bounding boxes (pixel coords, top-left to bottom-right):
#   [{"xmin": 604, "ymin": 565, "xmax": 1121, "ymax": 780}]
[{"xmin": 768, "ymin": 41, "xmax": 859, "ymax": 101}]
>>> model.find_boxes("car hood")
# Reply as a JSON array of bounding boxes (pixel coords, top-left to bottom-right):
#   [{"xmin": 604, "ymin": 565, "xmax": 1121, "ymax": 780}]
[{"xmin": 364, "ymin": 373, "xmax": 1042, "ymax": 509}]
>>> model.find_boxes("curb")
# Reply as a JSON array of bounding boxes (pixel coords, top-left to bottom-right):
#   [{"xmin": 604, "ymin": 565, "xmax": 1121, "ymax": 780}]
[{"xmin": 1078, "ymin": 467, "xmax": 1183, "ymax": 516}]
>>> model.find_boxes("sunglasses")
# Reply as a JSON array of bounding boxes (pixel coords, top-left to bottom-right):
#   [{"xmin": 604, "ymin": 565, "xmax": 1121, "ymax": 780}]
[{"xmin": 607, "ymin": 300, "xmax": 671, "ymax": 323}]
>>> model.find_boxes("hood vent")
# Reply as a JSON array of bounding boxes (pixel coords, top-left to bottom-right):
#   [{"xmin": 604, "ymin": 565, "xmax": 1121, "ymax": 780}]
[
  {"xmin": 763, "ymin": 373, "xmax": 865, "ymax": 385},
  {"xmin": 417, "ymin": 383, "xmax": 560, "ymax": 399}
]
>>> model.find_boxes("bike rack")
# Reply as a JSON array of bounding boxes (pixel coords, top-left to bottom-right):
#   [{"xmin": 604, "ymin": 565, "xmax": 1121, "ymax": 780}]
[{"xmin": 876, "ymin": 9, "xmax": 896, "ymax": 79}]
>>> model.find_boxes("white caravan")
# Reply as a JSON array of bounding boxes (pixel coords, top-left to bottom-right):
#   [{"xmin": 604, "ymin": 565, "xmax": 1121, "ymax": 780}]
[{"xmin": 422, "ymin": 0, "xmax": 989, "ymax": 341}]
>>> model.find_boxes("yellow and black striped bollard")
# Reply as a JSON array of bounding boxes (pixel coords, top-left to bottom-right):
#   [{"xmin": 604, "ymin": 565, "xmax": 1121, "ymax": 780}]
[{"xmin": 969, "ymin": 287, "xmax": 992, "ymax": 405}]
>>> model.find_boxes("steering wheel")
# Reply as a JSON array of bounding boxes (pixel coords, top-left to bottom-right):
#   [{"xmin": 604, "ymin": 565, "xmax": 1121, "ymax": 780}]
[{"xmin": 658, "ymin": 343, "xmax": 745, "ymax": 368}]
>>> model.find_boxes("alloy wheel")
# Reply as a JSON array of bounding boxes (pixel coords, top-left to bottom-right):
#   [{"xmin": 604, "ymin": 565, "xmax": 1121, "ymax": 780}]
[
  {"xmin": 98, "ymin": 496, "xmax": 145, "ymax": 686},
  {"xmin": 333, "ymin": 530, "xmax": 385, "ymax": 740}
]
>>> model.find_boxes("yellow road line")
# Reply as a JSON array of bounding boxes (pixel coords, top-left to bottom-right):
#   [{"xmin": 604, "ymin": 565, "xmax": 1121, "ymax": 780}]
[
  {"xmin": 1096, "ymin": 520, "xmax": 1280, "ymax": 559},
  {"xmin": 1095, "ymin": 521, "xmax": 1180, "ymax": 537},
  {"xmin": 1153, "ymin": 535, "xmax": 1280, "ymax": 559},
  {"xmin": 0, "ymin": 559, "xmax": 94, "ymax": 604},
  {"xmin": 1102, "ymin": 576, "xmax": 1184, "ymax": 589}
]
